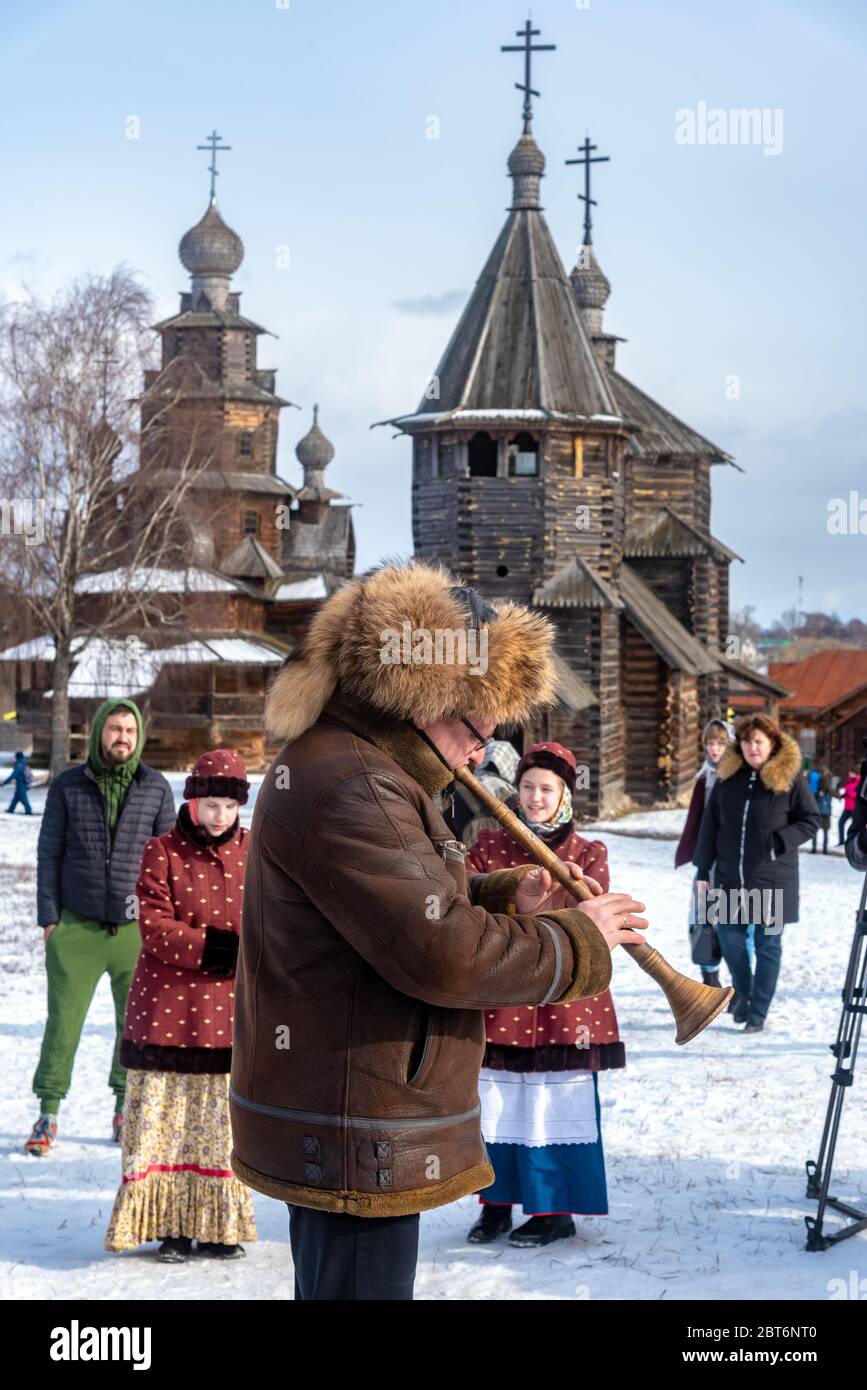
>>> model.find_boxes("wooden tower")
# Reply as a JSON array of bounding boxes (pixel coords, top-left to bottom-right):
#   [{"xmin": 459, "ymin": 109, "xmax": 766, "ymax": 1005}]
[{"xmin": 381, "ymin": 24, "xmax": 777, "ymax": 814}]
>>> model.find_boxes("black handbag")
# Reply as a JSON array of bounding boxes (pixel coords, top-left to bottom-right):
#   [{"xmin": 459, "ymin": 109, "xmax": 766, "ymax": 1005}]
[{"xmin": 689, "ymin": 921, "xmax": 722, "ymax": 966}]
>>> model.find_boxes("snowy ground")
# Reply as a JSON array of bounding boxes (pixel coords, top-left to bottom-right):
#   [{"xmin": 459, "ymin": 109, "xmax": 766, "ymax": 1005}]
[{"xmin": 1, "ymin": 781, "xmax": 865, "ymax": 1300}]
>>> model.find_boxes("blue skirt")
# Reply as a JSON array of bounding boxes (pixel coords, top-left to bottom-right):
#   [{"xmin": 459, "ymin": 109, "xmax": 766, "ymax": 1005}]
[{"xmin": 479, "ymin": 1073, "xmax": 608, "ymax": 1216}]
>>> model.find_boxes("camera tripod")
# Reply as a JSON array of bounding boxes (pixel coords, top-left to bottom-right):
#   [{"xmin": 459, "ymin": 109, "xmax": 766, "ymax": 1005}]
[{"xmin": 804, "ymin": 868, "xmax": 867, "ymax": 1250}]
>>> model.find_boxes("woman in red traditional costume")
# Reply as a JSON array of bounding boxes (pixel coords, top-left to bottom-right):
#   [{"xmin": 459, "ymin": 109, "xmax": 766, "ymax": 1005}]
[
  {"xmin": 466, "ymin": 741, "xmax": 625, "ymax": 1248},
  {"xmin": 105, "ymin": 750, "xmax": 257, "ymax": 1263}
]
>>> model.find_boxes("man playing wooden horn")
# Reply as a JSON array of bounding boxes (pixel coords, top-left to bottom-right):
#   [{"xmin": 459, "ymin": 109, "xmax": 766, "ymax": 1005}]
[{"xmin": 230, "ymin": 560, "xmax": 648, "ymax": 1300}]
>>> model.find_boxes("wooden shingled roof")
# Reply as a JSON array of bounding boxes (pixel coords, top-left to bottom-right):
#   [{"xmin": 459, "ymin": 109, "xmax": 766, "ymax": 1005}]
[
  {"xmin": 222, "ymin": 535, "xmax": 284, "ymax": 582},
  {"xmin": 281, "ymin": 504, "xmax": 354, "ymax": 575},
  {"xmin": 618, "ymin": 564, "xmax": 720, "ymax": 676},
  {"xmin": 551, "ymin": 651, "xmax": 598, "ymax": 714},
  {"xmin": 718, "ymin": 653, "xmax": 793, "ymax": 699},
  {"xmin": 625, "ymin": 506, "xmax": 742, "ymax": 563},
  {"xmin": 532, "ymin": 556, "xmax": 624, "ymax": 610},
  {"xmin": 608, "ymin": 370, "xmax": 734, "ymax": 465},
  {"xmin": 414, "ymin": 138, "xmax": 619, "ymax": 420}
]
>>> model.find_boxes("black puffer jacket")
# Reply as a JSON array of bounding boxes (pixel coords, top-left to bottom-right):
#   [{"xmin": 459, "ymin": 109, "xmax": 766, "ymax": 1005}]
[
  {"xmin": 693, "ymin": 733, "xmax": 819, "ymax": 926},
  {"xmin": 36, "ymin": 761, "xmax": 175, "ymax": 927}
]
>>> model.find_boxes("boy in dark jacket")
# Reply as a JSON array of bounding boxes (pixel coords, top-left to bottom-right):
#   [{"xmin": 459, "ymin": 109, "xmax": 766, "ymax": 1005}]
[
  {"xmin": 25, "ymin": 698, "xmax": 175, "ymax": 1155},
  {"xmin": 3, "ymin": 750, "xmax": 33, "ymax": 814}
]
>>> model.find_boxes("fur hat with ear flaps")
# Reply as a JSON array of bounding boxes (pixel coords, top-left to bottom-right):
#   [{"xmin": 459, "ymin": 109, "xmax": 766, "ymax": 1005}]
[{"xmin": 266, "ymin": 561, "xmax": 558, "ymax": 744}]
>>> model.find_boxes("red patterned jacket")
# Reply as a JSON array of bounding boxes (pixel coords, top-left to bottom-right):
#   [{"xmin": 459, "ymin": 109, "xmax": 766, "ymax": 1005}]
[
  {"xmin": 467, "ymin": 825, "xmax": 625, "ymax": 1073},
  {"xmin": 123, "ymin": 813, "xmax": 248, "ymax": 1055}
]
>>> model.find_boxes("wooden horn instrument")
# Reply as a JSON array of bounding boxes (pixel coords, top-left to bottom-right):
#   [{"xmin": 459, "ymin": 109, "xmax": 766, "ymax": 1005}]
[{"xmin": 454, "ymin": 763, "xmax": 734, "ymax": 1045}]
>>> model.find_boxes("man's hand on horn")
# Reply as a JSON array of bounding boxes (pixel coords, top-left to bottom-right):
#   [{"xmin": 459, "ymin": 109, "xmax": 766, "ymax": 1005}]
[{"xmin": 515, "ymin": 865, "xmax": 649, "ymax": 951}]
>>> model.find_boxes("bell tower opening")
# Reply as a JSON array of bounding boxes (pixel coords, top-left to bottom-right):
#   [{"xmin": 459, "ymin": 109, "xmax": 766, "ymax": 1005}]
[
  {"xmin": 507, "ymin": 432, "xmax": 539, "ymax": 476},
  {"xmin": 468, "ymin": 431, "xmax": 498, "ymax": 477}
]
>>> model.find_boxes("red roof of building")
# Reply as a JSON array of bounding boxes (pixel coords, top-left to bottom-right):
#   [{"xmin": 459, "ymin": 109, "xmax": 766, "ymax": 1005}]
[
  {"xmin": 729, "ymin": 692, "xmax": 767, "ymax": 711},
  {"xmin": 769, "ymin": 650, "xmax": 867, "ymax": 712}
]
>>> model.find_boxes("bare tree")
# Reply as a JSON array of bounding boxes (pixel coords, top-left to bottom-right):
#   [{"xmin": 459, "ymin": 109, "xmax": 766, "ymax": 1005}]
[
  {"xmin": 0, "ymin": 266, "xmax": 216, "ymax": 776},
  {"xmin": 730, "ymin": 604, "xmax": 761, "ymax": 646}
]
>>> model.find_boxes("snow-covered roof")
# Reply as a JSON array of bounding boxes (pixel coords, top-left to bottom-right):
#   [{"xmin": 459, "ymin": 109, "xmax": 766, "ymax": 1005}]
[
  {"xmin": 379, "ymin": 408, "xmax": 625, "ymax": 430},
  {"xmin": 75, "ymin": 567, "xmax": 242, "ymax": 595},
  {"xmin": 65, "ymin": 640, "xmax": 165, "ymax": 698},
  {"xmin": 13, "ymin": 634, "xmax": 284, "ymax": 699},
  {"xmin": 272, "ymin": 575, "xmax": 329, "ymax": 601},
  {"xmin": 0, "ymin": 635, "xmax": 87, "ymax": 662},
  {"xmin": 193, "ymin": 638, "xmax": 284, "ymax": 664}
]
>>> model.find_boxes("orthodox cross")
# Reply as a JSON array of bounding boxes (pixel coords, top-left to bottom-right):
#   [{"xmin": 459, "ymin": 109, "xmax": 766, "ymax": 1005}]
[
  {"xmin": 501, "ymin": 18, "xmax": 556, "ymax": 134},
  {"xmin": 197, "ymin": 129, "xmax": 232, "ymax": 203},
  {"xmin": 565, "ymin": 135, "xmax": 610, "ymax": 246},
  {"xmin": 96, "ymin": 353, "xmax": 116, "ymax": 419}
]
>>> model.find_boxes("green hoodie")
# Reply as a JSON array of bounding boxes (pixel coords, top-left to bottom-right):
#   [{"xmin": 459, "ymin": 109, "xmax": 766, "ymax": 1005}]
[{"xmin": 88, "ymin": 697, "xmax": 144, "ymax": 836}]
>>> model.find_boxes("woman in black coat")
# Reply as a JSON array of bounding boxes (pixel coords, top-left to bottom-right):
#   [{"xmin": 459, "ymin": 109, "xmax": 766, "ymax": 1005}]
[{"xmin": 693, "ymin": 713, "xmax": 820, "ymax": 1033}]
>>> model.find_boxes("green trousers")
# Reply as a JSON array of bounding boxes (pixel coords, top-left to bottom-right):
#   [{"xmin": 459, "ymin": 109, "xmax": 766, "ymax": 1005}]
[{"xmin": 32, "ymin": 909, "xmax": 141, "ymax": 1115}]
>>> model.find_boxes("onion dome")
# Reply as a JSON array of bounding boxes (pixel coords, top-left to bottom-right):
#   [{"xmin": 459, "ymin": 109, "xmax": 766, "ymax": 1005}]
[
  {"xmin": 295, "ymin": 403, "xmax": 335, "ymax": 471},
  {"xmin": 508, "ymin": 132, "xmax": 545, "ymax": 210},
  {"xmin": 179, "ymin": 202, "xmax": 244, "ymax": 276},
  {"xmin": 294, "ymin": 406, "xmax": 344, "ymax": 521},
  {"xmin": 178, "ymin": 202, "xmax": 244, "ymax": 311},
  {"xmin": 571, "ymin": 245, "xmax": 611, "ymax": 334}
]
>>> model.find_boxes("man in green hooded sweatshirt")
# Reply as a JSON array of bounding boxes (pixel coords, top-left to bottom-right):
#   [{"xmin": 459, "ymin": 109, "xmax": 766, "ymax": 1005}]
[{"xmin": 26, "ymin": 698, "xmax": 175, "ymax": 1155}]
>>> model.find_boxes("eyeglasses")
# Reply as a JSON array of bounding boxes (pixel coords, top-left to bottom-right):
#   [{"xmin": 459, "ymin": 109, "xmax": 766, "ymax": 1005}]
[{"xmin": 461, "ymin": 716, "xmax": 493, "ymax": 754}]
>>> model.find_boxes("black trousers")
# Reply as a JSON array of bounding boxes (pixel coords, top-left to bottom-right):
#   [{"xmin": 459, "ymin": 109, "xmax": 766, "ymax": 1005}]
[{"xmin": 287, "ymin": 1204, "xmax": 420, "ymax": 1300}]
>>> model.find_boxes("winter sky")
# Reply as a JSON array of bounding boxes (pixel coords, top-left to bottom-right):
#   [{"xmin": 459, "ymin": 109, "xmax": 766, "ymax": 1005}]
[{"xmin": 2, "ymin": 0, "xmax": 866, "ymax": 625}]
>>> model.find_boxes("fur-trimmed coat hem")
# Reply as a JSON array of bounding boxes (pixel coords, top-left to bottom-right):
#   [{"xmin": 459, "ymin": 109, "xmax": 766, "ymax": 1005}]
[{"xmin": 231, "ymin": 1153, "xmax": 495, "ymax": 1217}]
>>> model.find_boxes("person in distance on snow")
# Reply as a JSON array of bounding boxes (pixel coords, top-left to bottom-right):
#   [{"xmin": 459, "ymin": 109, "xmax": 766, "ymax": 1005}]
[
  {"xmin": 838, "ymin": 768, "xmax": 860, "ymax": 847},
  {"xmin": 843, "ymin": 740, "xmax": 867, "ymax": 873},
  {"xmin": 4, "ymin": 749, "xmax": 34, "ymax": 815},
  {"xmin": 465, "ymin": 741, "xmax": 625, "ymax": 1249},
  {"xmin": 693, "ymin": 713, "xmax": 820, "ymax": 1033},
  {"xmin": 807, "ymin": 760, "xmax": 834, "ymax": 855},
  {"xmin": 230, "ymin": 561, "xmax": 649, "ymax": 1301},
  {"xmin": 674, "ymin": 718, "xmax": 734, "ymax": 988},
  {"xmin": 105, "ymin": 749, "xmax": 257, "ymax": 1264}
]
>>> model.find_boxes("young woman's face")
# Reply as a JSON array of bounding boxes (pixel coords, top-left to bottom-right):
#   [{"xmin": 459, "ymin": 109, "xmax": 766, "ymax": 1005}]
[
  {"xmin": 741, "ymin": 731, "xmax": 774, "ymax": 768},
  {"xmin": 518, "ymin": 768, "xmax": 564, "ymax": 822},
  {"xmin": 705, "ymin": 735, "xmax": 728, "ymax": 764},
  {"xmin": 197, "ymin": 797, "xmax": 239, "ymax": 836}
]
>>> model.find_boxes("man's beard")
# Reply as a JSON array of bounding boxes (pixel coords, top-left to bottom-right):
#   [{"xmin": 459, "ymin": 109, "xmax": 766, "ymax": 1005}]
[{"xmin": 104, "ymin": 744, "xmax": 133, "ymax": 765}]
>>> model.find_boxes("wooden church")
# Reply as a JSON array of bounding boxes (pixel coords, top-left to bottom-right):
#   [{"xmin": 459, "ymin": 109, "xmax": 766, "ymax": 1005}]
[
  {"xmin": 381, "ymin": 23, "xmax": 781, "ymax": 815},
  {"xmin": 2, "ymin": 137, "xmax": 356, "ymax": 769}
]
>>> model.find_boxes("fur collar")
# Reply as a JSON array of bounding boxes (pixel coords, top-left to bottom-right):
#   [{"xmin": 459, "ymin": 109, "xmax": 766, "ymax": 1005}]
[
  {"xmin": 176, "ymin": 801, "xmax": 242, "ymax": 849},
  {"xmin": 716, "ymin": 732, "xmax": 802, "ymax": 794},
  {"xmin": 321, "ymin": 692, "xmax": 456, "ymax": 799}
]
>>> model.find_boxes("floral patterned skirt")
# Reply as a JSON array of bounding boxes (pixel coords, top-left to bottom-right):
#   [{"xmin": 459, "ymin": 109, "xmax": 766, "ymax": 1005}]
[{"xmin": 105, "ymin": 1069, "xmax": 257, "ymax": 1252}]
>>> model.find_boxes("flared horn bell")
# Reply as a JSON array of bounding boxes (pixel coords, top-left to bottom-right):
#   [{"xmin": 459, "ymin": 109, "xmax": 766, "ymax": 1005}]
[{"xmin": 620, "ymin": 941, "xmax": 734, "ymax": 1044}]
